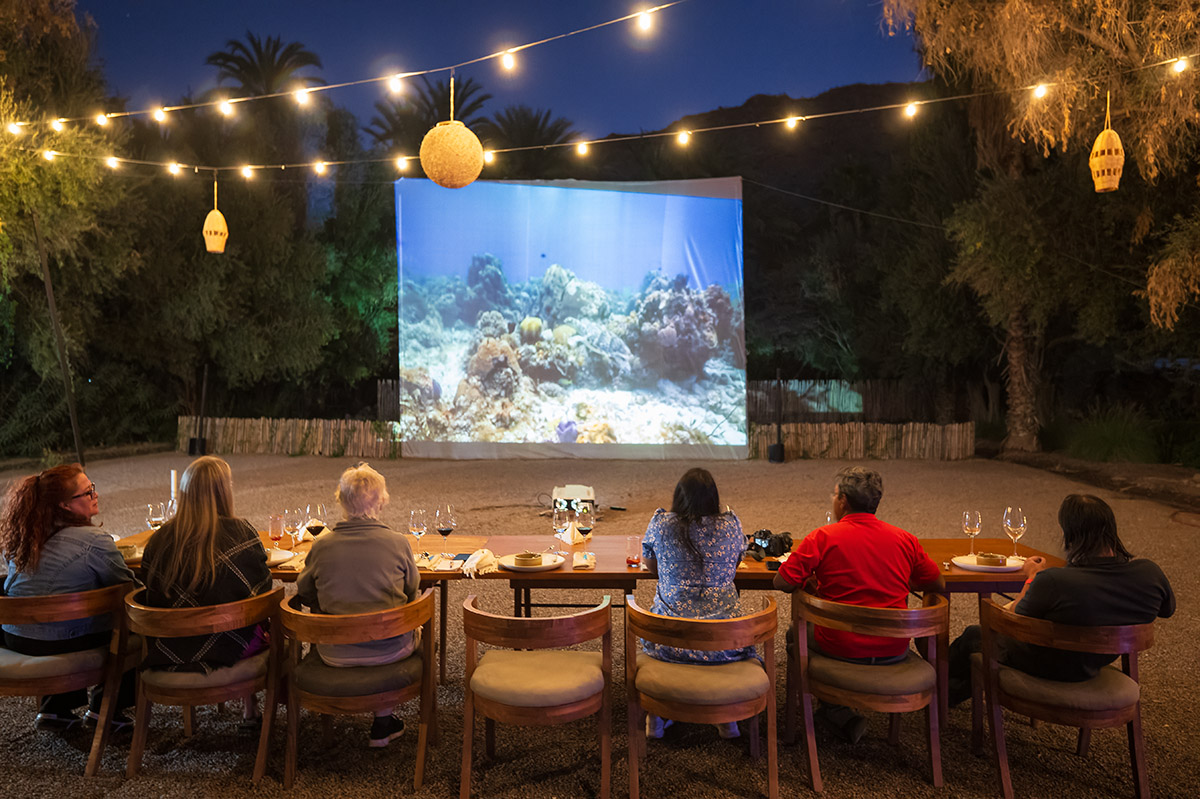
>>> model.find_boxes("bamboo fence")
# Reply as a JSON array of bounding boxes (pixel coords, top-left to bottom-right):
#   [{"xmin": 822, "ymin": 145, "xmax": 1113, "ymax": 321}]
[
  {"xmin": 177, "ymin": 416, "xmax": 402, "ymax": 459},
  {"xmin": 749, "ymin": 421, "xmax": 975, "ymax": 460}
]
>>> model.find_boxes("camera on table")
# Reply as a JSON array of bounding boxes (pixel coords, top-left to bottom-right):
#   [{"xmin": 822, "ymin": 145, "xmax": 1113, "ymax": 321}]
[{"xmin": 745, "ymin": 529, "xmax": 793, "ymax": 560}]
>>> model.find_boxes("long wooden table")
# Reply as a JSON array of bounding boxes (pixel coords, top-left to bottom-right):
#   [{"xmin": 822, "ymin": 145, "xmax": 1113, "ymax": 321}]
[{"xmin": 120, "ymin": 529, "xmax": 1062, "ymax": 701}]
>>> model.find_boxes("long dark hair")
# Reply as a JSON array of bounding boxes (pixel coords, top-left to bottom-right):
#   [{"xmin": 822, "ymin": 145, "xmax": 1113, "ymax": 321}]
[
  {"xmin": 1058, "ymin": 494, "xmax": 1132, "ymax": 564},
  {"xmin": 669, "ymin": 468, "xmax": 721, "ymax": 560},
  {"xmin": 0, "ymin": 463, "xmax": 92, "ymax": 573}
]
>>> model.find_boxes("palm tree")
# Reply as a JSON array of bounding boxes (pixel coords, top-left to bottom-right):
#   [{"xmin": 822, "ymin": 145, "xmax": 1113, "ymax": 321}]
[
  {"xmin": 365, "ymin": 75, "xmax": 492, "ymax": 160},
  {"xmin": 205, "ymin": 32, "xmax": 324, "ymax": 96},
  {"xmin": 478, "ymin": 104, "xmax": 578, "ymax": 179},
  {"xmin": 364, "ymin": 98, "xmax": 428, "ymax": 154}
]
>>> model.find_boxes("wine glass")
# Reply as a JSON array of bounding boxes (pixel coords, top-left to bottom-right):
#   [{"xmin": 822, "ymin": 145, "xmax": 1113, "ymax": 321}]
[
  {"xmin": 1003, "ymin": 506, "xmax": 1027, "ymax": 559},
  {"xmin": 146, "ymin": 503, "xmax": 165, "ymax": 530},
  {"xmin": 409, "ymin": 509, "xmax": 428, "ymax": 557},
  {"xmin": 268, "ymin": 514, "xmax": 285, "ymax": 549},
  {"xmin": 435, "ymin": 504, "xmax": 457, "ymax": 558},
  {"xmin": 551, "ymin": 506, "xmax": 570, "ymax": 556},
  {"xmin": 283, "ymin": 509, "xmax": 302, "ymax": 549},
  {"xmin": 962, "ymin": 510, "xmax": 982, "ymax": 555},
  {"xmin": 306, "ymin": 503, "xmax": 328, "ymax": 536},
  {"xmin": 165, "ymin": 498, "xmax": 177, "ymax": 521},
  {"xmin": 574, "ymin": 503, "xmax": 594, "ymax": 536}
]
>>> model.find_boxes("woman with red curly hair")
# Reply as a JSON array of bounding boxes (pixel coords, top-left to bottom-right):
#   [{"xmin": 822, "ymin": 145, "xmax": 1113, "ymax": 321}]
[{"xmin": 1, "ymin": 464, "xmax": 136, "ymax": 730}]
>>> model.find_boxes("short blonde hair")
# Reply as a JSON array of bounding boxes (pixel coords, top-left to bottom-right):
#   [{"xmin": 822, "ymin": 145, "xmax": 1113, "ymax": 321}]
[{"xmin": 335, "ymin": 462, "xmax": 389, "ymax": 519}]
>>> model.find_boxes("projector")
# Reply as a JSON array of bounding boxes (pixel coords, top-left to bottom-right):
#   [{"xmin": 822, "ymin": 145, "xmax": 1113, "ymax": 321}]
[{"xmin": 552, "ymin": 484, "xmax": 595, "ymax": 513}]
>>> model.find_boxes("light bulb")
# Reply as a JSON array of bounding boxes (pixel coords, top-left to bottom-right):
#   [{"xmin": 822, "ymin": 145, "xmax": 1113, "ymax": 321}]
[
  {"xmin": 6, "ymin": 122, "xmax": 21, "ymax": 135},
  {"xmin": 241, "ymin": 165, "xmax": 253, "ymax": 178},
  {"xmin": 637, "ymin": 11, "xmax": 653, "ymax": 31},
  {"xmin": 42, "ymin": 149, "xmax": 56, "ymax": 161},
  {"xmin": 314, "ymin": 161, "xmax": 327, "ymax": 175},
  {"xmin": 105, "ymin": 156, "xmax": 119, "ymax": 169},
  {"xmin": 168, "ymin": 162, "xmax": 181, "ymax": 175},
  {"xmin": 51, "ymin": 119, "xmax": 64, "ymax": 132},
  {"xmin": 1033, "ymin": 84, "xmax": 1048, "ymax": 98},
  {"xmin": 218, "ymin": 100, "xmax": 234, "ymax": 116},
  {"xmin": 395, "ymin": 156, "xmax": 408, "ymax": 171},
  {"xmin": 501, "ymin": 50, "xmax": 516, "ymax": 70},
  {"xmin": 294, "ymin": 89, "xmax": 310, "ymax": 106},
  {"xmin": 786, "ymin": 117, "xmax": 799, "ymax": 129},
  {"xmin": 1174, "ymin": 58, "xmax": 1188, "ymax": 73},
  {"xmin": 388, "ymin": 74, "xmax": 404, "ymax": 94},
  {"xmin": 576, "ymin": 142, "xmax": 589, "ymax": 156},
  {"xmin": 904, "ymin": 102, "xmax": 919, "ymax": 118},
  {"xmin": 154, "ymin": 107, "xmax": 167, "ymax": 122},
  {"xmin": 483, "ymin": 150, "xmax": 495, "ymax": 163},
  {"xmin": 95, "ymin": 113, "xmax": 109, "ymax": 126},
  {"xmin": 677, "ymin": 131, "xmax": 691, "ymax": 145}
]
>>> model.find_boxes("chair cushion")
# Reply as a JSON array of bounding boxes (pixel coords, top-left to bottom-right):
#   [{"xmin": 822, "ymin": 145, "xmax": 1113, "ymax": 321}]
[
  {"xmin": 634, "ymin": 653, "xmax": 769, "ymax": 705},
  {"xmin": 141, "ymin": 649, "xmax": 268, "ymax": 690},
  {"xmin": 294, "ymin": 645, "xmax": 423, "ymax": 697},
  {"xmin": 0, "ymin": 634, "xmax": 142, "ymax": 681},
  {"xmin": 971, "ymin": 653, "xmax": 1140, "ymax": 711},
  {"xmin": 471, "ymin": 650, "xmax": 603, "ymax": 707},
  {"xmin": 808, "ymin": 650, "xmax": 935, "ymax": 696}
]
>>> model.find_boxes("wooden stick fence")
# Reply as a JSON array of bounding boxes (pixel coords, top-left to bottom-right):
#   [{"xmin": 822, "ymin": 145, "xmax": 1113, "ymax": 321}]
[
  {"xmin": 749, "ymin": 422, "xmax": 975, "ymax": 460},
  {"xmin": 177, "ymin": 416, "xmax": 402, "ymax": 459}
]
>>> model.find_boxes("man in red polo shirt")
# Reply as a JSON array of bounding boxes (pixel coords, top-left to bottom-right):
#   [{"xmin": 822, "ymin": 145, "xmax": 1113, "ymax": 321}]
[{"xmin": 774, "ymin": 466, "xmax": 944, "ymax": 743}]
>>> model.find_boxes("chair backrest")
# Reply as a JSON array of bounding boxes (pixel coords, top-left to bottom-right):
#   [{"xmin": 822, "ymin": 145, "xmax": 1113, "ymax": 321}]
[
  {"xmin": 0, "ymin": 582, "xmax": 133, "ymax": 626},
  {"xmin": 978, "ymin": 597, "xmax": 1155, "ymax": 657},
  {"xmin": 796, "ymin": 590, "xmax": 948, "ymax": 640},
  {"xmin": 124, "ymin": 586, "xmax": 283, "ymax": 638},
  {"xmin": 625, "ymin": 595, "xmax": 776, "ymax": 651},
  {"xmin": 463, "ymin": 595, "xmax": 611, "ymax": 650},
  {"xmin": 281, "ymin": 589, "xmax": 434, "ymax": 645}
]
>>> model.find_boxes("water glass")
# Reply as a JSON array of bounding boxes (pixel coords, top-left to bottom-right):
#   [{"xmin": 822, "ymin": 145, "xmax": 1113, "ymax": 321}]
[
  {"xmin": 962, "ymin": 510, "xmax": 981, "ymax": 555},
  {"xmin": 626, "ymin": 535, "xmax": 642, "ymax": 567}
]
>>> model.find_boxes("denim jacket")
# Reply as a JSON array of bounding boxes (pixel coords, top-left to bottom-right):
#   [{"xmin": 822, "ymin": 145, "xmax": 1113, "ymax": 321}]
[{"xmin": 2, "ymin": 525, "xmax": 136, "ymax": 640}]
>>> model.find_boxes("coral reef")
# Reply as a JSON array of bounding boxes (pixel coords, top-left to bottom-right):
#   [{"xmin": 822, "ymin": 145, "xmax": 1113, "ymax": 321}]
[
  {"xmin": 538, "ymin": 264, "xmax": 610, "ymax": 325},
  {"xmin": 626, "ymin": 271, "xmax": 720, "ymax": 382},
  {"xmin": 519, "ymin": 316, "xmax": 543, "ymax": 344}
]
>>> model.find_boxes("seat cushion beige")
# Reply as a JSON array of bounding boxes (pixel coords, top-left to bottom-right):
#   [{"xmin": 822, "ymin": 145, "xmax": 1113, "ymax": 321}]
[
  {"xmin": 0, "ymin": 634, "xmax": 143, "ymax": 681},
  {"xmin": 635, "ymin": 653, "xmax": 768, "ymax": 705},
  {"xmin": 141, "ymin": 649, "xmax": 268, "ymax": 690},
  {"xmin": 471, "ymin": 650, "xmax": 603, "ymax": 707},
  {"xmin": 971, "ymin": 654, "xmax": 1140, "ymax": 711},
  {"xmin": 808, "ymin": 650, "xmax": 935, "ymax": 696},
  {"xmin": 294, "ymin": 645, "xmax": 423, "ymax": 697}
]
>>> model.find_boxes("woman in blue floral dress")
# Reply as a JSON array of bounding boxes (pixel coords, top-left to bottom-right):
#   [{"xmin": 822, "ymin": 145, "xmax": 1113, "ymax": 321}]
[{"xmin": 641, "ymin": 468, "xmax": 755, "ymax": 738}]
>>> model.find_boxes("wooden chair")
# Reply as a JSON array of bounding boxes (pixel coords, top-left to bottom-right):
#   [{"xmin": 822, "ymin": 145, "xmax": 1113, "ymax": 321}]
[
  {"xmin": 786, "ymin": 590, "xmax": 948, "ymax": 792},
  {"xmin": 279, "ymin": 588, "xmax": 436, "ymax": 789},
  {"xmin": 123, "ymin": 586, "xmax": 283, "ymax": 783},
  {"xmin": 461, "ymin": 594, "xmax": 611, "ymax": 799},
  {"xmin": 970, "ymin": 596, "xmax": 1157, "ymax": 799},
  {"xmin": 625, "ymin": 594, "xmax": 778, "ymax": 799},
  {"xmin": 0, "ymin": 582, "xmax": 138, "ymax": 776}
]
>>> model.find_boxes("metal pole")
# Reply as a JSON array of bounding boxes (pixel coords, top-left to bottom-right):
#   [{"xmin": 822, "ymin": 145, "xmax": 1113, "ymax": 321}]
[{"xmin": 31, "ymin": 210, "xmax": 86, "ymax": 466}]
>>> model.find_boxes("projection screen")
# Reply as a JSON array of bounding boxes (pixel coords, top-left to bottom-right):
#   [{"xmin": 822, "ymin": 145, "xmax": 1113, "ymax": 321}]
[{"xmin": 394, "ymin": 177, "xmax": 746, "ymax": 459}]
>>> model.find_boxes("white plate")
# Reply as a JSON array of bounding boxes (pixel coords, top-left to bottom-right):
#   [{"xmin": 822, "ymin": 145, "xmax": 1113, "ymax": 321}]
[
  {"xmin": 951, "ymin": 554, "xmax": 1023, "ymax": 573},
  {"xmin": 499, "ymin": 553, "xmax": 566, "ymax": 572},
  {"xmin": 266, "ymin": 549, "xmax": 295, "ymax": 567}
]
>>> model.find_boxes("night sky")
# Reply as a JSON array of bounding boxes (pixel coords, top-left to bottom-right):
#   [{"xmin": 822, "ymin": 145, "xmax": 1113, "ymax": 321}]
[{"xmin": 76, "ymin": 0, "xmax": 924, "ymax": 140}]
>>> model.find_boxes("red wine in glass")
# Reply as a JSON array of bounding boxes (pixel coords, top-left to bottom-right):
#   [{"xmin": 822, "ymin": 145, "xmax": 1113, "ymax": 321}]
[{"xmin": 435, "ymin": 504, "xmax": 456, "ymax": 557}]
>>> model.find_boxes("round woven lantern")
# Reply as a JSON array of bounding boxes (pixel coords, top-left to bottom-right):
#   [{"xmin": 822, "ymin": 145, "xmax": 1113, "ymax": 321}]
[
  {"xmin": 203, "ymin": 208, "xmax": 228, "ymax": 253},
  {"xmin": 419, "ymin": 120, "xmax": 483, "ymax": 189},
  {"xmin": 1089, "ymin": 127, "xmax": 1124, "ymax": 193}
]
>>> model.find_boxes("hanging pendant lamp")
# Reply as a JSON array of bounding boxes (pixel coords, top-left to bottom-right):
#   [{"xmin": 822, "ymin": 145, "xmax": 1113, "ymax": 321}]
[{"xmin": 203, "ymin": 177, "xmax": 228, "ymax": 253}]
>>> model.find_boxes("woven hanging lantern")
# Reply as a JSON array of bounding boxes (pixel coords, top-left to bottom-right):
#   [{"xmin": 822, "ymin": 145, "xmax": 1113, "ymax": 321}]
[
  {"xmin": 1089, "ymin": 92, "xmax": 1124, "ymax": 193},
  {"xmin": 419, "ymin": 120, "xmax": 483, "ymax": 189},
  {"xmin": 202, "ymin": 179, "xmax": 228, "ymax": 253}
]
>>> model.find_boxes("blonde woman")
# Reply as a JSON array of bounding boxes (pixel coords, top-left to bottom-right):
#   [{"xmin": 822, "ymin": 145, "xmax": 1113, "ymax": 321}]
[
  {"xmin": 140, "ymin": 456, "xmax": 271, "ymax": 721},
  {"xmin": 297, "ymin": 462, "xmax": 420, "ymax": 748}
]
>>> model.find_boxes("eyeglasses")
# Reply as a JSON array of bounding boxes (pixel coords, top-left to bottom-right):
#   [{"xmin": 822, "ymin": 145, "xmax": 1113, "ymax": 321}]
[{"xmin": 71, "ymin": 482, "xmax": 98, "ymax": 500}]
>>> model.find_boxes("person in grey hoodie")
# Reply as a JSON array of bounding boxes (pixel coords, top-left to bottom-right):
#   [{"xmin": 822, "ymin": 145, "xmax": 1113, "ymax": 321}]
[{"xmin": 296, "ymin": 461, "xmax": 420, "ymax": 748}]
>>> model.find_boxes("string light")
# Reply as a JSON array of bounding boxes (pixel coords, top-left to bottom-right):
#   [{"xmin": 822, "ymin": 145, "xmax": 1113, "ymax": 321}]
[
  {"xmin": 294, "ymin": 89, "xmax": 310, "ymax": 106},
  {"xmin": 168, "ymin": 162, "xmax": 181, "ymax": 175},
  {"xmin": 51, "ymin": 119, "xmax": 64, "ymax": 132},
  {"xmin": 106, "ymin": 156, "xmax": 119, "ymax": 169},
  {"xmin": 6, "ymin": 122, "xmax": 21, "ymax": 135},
  {"xmin": 94, "ymin": 113, "xmax": 109, "ymax": 126},
  {"xmin": 501, "ymin": 50, "xmax": 516, "ymax": 70},
  {"xmin": 153, "ymin": 107, "xmax": 167, "ymax": 122},
  {"xmin": 241, "ymin": 165, "xmax": 253, "ymax": 178},
  {"xmin": 395, "ymin": 156, "xmax": 408, "ymax": 171},
  {"xmin": 388, "ymin": 74, "xmax": 404, "ymax": 94},
  {"xmin": 576, "ymin": 142, "xmax": 589, "ymax": 156},
  {"xmin": 1174, "ymin": 58, "xmax": 1189, "ymax": 73},
  {"xmin": 1033, "ymin": 84, "xmax": 1048, "ymax": 98},
  {"xmin": 313, "ymin": 161, "xmax": 327, "ymax": 175},
  {"xmin": 218, "ymin": 100, "xmax": 234, "ymax": 116},
  {"xmin": 483, "ymin": 150, "xmax": 495, "ymax": 163},
  {"xmin": 904, "ymin": 102, "xmax": 919, "ymax": 118},
  {"xmin": 786, "ymin": 116, "xmax": 799, "ymax": 129},
  {"xmin": 677, "ymin": 131, "xmax": 690, "ymax": 145},
  {"xmin": 637, "ymin": 10, "xmax": 654, "ymax": 31},
  {"xmin": 42, "ymin": 149, "xmax": 56, "ymax": 161}
]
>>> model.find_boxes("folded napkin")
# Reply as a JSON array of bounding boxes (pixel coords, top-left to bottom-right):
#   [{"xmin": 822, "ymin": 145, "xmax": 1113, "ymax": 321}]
[
  {"xmin": 434, "ymin": 559, "xmax": 461, "ymax": 572},
  {"xmin": 416, "ymin": 553, "xmax": 443, "ymax": 570},
  {"xmin": 462, "ymin": 549, "xmax": 498, "ymax": 578},
  {"xmin": 278, "ymin": 552, "xmax": 308, "ymax": 571},
  {"xmin": 572, "ymin": 552, "xmax": 596, "ymax": 570},
  {"xmin": 556, "ymin": 522, "xmax": 592, "ymax": 546}
]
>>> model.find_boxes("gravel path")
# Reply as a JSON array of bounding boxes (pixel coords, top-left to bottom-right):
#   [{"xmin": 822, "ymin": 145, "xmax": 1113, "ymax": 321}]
[{"xmin": 1, "ymin": 454, "xmax": 1195, "ymax": 798}]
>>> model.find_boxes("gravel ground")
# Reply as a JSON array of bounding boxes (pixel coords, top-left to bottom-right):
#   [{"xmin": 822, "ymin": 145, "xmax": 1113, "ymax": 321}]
[{"xmin": 1, "ymin": 453, "xmax": 1195, "ymax": 799}]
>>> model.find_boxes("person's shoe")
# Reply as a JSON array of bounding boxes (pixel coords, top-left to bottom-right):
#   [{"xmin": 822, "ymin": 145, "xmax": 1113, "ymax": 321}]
[
  {"xmin": 84, "ymin": 709, "xmax": 135, "ymax": 733},
  {"xmin": 35, "ymin": 711, "xmax": 82, "ymax": 731},
  {"xmin": 816, "ymin": 705, "xmax": 868, "ymax": 745},
  {"xmin": 645, "ymin": 714, "xmax": 674, "ymax": 739},
  {"xmin": 715, "ymin": 721, "xmax": 741, "ymax": 739},
  {"xmin": 368, "ymin": 714, "xmax": 405, "ymax": 748}
]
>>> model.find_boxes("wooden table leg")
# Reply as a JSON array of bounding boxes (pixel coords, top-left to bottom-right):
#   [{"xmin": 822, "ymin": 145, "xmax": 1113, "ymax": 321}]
[{"xmin": 439, "ymin": 580, "xmax": 448, "ymax": 684}]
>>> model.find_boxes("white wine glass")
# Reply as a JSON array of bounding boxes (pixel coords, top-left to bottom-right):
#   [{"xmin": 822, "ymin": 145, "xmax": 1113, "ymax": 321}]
[
  {"xmin": 962, "ymin": 510, "xmax": 981, "ymax": 555},
  {"xmin": 1002, "ymin": 506, "xmax": 1026, "ymax": 558},
  {"xmin": 284, "ymin": 509, "xmax": 303, "ymax": 549},
  {"xmin": 146, "ymin": 503, "xmax": 165, "ymax": 530},
  {"xmin": 435, "ymin": 504, "xmax": 457, "ymax": 558},
  {"xmin": 409, "ymin": 509, "xmax": 428, "ymax": 558},
  {"xmin": 551, "ymin": 506, "xmax": 570, "ymax": 556}
]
